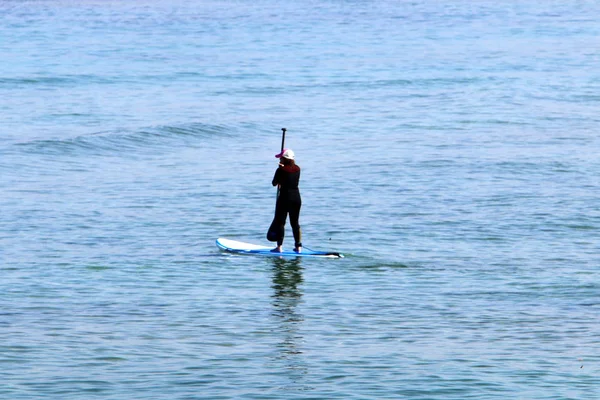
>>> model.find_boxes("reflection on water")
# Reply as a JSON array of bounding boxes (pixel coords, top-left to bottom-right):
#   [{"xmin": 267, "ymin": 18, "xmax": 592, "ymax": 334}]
[{"xmin": 270, "ymin": 257, "xmax": 311, "ymax": 390}]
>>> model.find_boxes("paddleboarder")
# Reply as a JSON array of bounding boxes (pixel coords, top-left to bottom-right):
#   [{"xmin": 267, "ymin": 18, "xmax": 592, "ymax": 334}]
[{"xmin": 270, "ymin": 148, "xmax": 302, "ymax": 253}]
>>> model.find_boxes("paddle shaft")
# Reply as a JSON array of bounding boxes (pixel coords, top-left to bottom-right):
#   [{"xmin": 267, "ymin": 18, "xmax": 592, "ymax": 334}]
[
  {"xmin": 276, "ymin": 128, "xmax": 286, "ymax": 199},
  {"xmin": 280, "ymin": 127, "xmax": 286, "ymax": 153}
]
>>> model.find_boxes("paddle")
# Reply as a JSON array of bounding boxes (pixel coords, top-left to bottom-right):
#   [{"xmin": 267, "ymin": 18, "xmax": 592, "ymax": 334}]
[
  {"xmin": 267, "ymin": 128, "xmax": 286, "ymax": 242},
  {"xmin": 276, "ymin": 127, "xmax": 286, "ymax": 197}
]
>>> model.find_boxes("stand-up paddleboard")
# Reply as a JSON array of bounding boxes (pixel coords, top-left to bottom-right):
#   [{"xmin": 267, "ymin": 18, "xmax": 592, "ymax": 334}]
[{"xmin": 216, "ymin": 238, "xmax": 343, "ymax": 258}]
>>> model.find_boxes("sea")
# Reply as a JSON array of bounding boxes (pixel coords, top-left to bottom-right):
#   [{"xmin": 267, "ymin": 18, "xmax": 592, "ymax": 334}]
[{"xmin": 1, "ymin": 0, "xmax": 599, "ymax": 398}]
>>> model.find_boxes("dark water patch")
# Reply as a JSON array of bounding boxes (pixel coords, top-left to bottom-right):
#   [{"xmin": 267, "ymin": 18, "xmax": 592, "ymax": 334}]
[
  {"xmin": 93, "ymin": 356, "xmax": 127, "ymax": 362},
  {"xmin": 0, "ymin": 76, "xmax": 80, "ymax": 87},
  {"xmin": 562, "ymin": 223, "xmax": 598, "ymax": 231},
  {"xmin": 0, "ymin": 75, "xmax": 119, "ymax": 88},
  {"xmin": 357, "ymin": 261, "xmax": 411, "ymax": 269},
  {"xmin": 345, "ymin": 254, "xmax": 416, "ymax": 270},
  {"xmin": 245, "ymin": 76, "xmax": 500, "ymax": 97},
  {"xmin": 85, "ymin": 265, "xmax": 115, "ymax": 271},
  {"xmin": 0, "ymin": 72, "xmax": 233, "ymax": 88},
  {"xmin": 315, "ymin": 76, "xmax": 500, "ymax": 92},
  {"xmin": 457, "ymin": 118, "xmax": 533, "ymax": 126}
]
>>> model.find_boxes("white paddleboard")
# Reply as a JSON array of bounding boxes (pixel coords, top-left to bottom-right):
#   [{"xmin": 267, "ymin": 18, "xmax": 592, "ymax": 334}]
[{"xmin": 216, "ymin": 238, "xmax": 343, "ymax": 258}]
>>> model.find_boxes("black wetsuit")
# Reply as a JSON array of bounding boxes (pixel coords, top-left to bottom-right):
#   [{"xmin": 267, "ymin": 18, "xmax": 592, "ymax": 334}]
[{"xmin": 271, "ymin": 164, "xmax": 302, "ymax": 248}]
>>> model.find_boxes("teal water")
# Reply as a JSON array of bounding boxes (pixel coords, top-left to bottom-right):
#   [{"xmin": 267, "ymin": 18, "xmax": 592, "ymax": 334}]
[{"xmin": 1, "ymin": 1, "xmax": 599, "ymax": 398}]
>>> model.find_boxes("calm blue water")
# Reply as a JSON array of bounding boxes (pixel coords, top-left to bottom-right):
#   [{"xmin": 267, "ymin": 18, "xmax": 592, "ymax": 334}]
[{"xmin": 2, "ymin": 0, "xmax": 599, "ymax": 398}]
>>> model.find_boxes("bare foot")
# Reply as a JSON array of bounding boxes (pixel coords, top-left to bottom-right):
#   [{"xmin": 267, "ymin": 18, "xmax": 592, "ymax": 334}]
[
  {"xmin": 294, "ymin": 247, "xmax": 302, "ymax": 253},
  {"xmin": 271, "ymin": 246, "xmax": 283, "ymax": 253}
]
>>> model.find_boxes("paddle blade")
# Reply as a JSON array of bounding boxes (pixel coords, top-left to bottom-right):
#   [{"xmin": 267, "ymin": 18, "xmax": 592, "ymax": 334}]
[{"xmin": 266, "ymin": 218, "xmax": 280, "ymax": 242}]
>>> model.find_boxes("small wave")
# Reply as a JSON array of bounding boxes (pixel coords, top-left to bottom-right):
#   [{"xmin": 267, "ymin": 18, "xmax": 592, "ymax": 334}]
[
  {"xmin": 0, "ymin": 75, "xmax": 119, "ymax": 87},
  {"xmin": 13, "ymin": 123, "xmax": 238, "ymax": 157}
]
